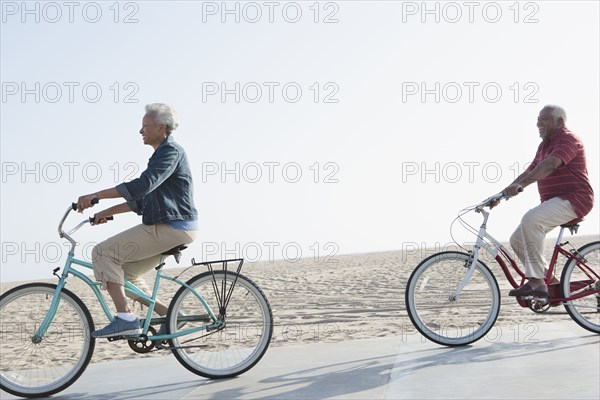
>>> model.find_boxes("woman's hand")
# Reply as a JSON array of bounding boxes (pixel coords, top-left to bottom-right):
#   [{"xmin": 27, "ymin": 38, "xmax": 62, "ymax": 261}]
[
  {"xmin": 76, "ymin": 194, "xmax": 98, "ymax": 212},
  {"xmin": 91, "ymin": 210, "xmax": 113, "ymax": 225}
]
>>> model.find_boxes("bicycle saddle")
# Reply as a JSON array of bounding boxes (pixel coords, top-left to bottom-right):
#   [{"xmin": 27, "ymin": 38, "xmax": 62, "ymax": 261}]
[
  {"xmin": 162, "ymin": 245, "xmax": 188, "ymax": 264},
  {"xmin": 560, "ymin": 221, "xmax": 581, "ymax": 235}
]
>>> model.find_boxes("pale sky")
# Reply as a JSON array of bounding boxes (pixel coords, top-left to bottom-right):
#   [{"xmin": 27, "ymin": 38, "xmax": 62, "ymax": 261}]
[{"xmin": 1, "ymin": 1, "xmax": 599, "ymax": 282}]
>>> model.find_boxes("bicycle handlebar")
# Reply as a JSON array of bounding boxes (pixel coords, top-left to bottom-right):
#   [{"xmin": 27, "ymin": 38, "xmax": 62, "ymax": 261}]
[
  {"xmin": 478, "ymin": 192, "xmax": 506, "ymax": 208},
  {"xmin": 60, "ymin": 198, "xmax": 114, "ymax": 240},
  {"xmin": 476, "ymin": 187, "xmax": 523, "ymax": 210},
  {"xmin": 69, "ymin": 198, "xmax": 114, "ymax": 223},
  {"xmin": 69, "ymin": 199, "xmax": 111, "ymax": 223},
  {"xmin": 71, "ymin": 197, "xmax": 99, "ymax": 211},
  {"xmin": 88, "ymin": 215, "xmax": 114, "ymax": 223}
]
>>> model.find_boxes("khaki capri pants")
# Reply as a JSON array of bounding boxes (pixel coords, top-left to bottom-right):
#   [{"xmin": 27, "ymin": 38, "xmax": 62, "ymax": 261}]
[{"xmin": 92, "ymin": 223, "xmax": 196, "ymax": 296}]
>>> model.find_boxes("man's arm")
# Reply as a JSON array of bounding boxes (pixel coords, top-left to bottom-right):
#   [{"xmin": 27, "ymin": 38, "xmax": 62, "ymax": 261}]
[{"xmin": 504, "ymin": 155, "xmax": 563, "ymax": 196}]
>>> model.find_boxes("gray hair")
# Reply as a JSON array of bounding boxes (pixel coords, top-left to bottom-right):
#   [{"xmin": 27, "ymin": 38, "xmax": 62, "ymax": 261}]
[
  {"xmin": 145, "ymin": 103, "xmax": 179, "ymax": 135},
  {"xmin": 543, "ymin": 105, "xmax": 567, "ymax": 122}
]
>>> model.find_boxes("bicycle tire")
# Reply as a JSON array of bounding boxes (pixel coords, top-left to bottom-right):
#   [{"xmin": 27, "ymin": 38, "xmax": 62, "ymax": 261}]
[
  {"xmin": 560, "ymin": 241, "xmax": 600, "ymax": 334},
  {"xmin": 0, "ymin": 283, "xmax": 95, "ymax": 398},
  {"xmin": 405, "ymin": 251, "xmax": 501, "ymax": 346},
  {"xmin": 166, "ymin": 271, "xmax": 273, "ymax": 379}
]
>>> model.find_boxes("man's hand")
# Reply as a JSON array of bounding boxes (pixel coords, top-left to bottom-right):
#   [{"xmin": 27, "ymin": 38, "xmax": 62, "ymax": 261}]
[
  {"xmin": 488, "ymin": 198, "xmax": 500, "ymax": 209},
  {"xmin": 488, "ymin": 184, "xmax": 523, "ymax": 209},
  {"xmin": 503, "ymin": 183, "xmax": 523, "ymax": 198}
]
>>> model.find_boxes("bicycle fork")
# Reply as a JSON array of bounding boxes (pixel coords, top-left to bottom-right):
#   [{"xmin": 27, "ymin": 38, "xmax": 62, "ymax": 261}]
[
  {"xmin": 32, "ymin": 279, "xmax": 68, "ymax": 343},
  {"xmin": 450, "ymin": 208, "xmax": 492, "ymax": 302}
]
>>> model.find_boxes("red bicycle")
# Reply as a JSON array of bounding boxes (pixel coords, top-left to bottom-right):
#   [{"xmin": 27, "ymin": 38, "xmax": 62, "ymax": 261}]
[{"xmin": 405, "ymin": 193, "xmax": 600, "ymax": 346}]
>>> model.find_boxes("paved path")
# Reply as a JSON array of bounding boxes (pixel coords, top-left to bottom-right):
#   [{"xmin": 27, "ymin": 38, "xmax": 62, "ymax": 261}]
[{"xmin": 2, "ymin": 321, "xmax": 598, "ymax": 399}]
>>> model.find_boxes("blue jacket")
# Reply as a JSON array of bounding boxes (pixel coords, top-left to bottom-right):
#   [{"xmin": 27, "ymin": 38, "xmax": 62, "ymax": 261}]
[{"xmin": 116, "ymin": 136, "xmax": 198, "ymax": 225}]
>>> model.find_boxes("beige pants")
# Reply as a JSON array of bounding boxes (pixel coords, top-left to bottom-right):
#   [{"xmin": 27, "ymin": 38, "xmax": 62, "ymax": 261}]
[
  {"xmin": 92, "ymin": 223, "xmax": 196, "ymax": 296},
  {"xmin": 510, "ymin": 197, "xmax": 578, "ymax": 279}
]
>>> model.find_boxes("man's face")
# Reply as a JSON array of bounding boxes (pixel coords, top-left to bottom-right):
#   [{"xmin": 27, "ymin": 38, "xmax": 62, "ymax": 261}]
[
  {"xmin": 139, "ymin": 114, "xmax": 165, "ymax": 147},
  {"xmin": 536, "ymin": 108, "xmax": 563, "ymax": 141}
]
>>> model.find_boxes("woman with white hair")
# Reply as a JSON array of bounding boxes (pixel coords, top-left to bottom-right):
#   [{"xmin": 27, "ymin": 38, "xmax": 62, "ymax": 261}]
[{"xmin": 76, "ymin": 103, "xmax": 198, "ymax": 338}]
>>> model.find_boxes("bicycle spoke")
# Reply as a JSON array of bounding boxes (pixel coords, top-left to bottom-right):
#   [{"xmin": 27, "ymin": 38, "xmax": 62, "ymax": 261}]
[
  {"xmin": 561, "ymin": 242, "xmax": 600, "ymax": 333},
  {"xmin": 167, "ymin": 271, "xmax": 272, "ymax": 378},
  {"xmin": 406, "ymin": 252, "xmax": 500, "ymax": 346},
  {"xmin": 1, "ymin": 284, "xmax": 94, "ymax": 398}
]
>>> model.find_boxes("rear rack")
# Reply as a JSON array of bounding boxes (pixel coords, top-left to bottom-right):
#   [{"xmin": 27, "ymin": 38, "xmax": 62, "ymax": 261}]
[
  {"xmin": 191, "ymin": 258, "xmax": 245, "ymax": 318},
  {"xmin": 191, "ymin": 257, "xmax": 244, "ymax": 275}
]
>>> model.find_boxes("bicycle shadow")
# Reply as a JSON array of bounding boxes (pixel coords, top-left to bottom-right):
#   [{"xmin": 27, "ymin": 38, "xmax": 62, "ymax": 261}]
[
  {"xmin": 35, "ymin": 334, "xmax": 599, "ymax": 400},
  {"xmin": 392, "ymin": 333, "xmax": 599, "ymax": 374},
  {"xmin": 200, "ymin": 334, "xmax": 599, "ymax": 400},
  {"xmin": 39, "ymin": 380, "xmax": 207, "ymax": 400},
  {"xmin": 201, "ymin": 353, "xmax": 399, "ymax": 400}
]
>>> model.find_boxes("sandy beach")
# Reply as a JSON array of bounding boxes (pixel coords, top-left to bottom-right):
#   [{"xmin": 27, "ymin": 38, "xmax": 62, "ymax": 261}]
[{"xmin": 1, "ymin": 235, "xmax": 598, "ymax": 364}]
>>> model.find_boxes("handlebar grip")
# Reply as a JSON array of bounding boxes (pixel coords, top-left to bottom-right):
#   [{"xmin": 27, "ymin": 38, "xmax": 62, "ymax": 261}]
[
  {"xmin": 72, "ymin": 197, "xmax": 99, "ymax": 211},
  {"xmin": 89, "ymin": 216, "xmax": 114, "ymax": 224}
]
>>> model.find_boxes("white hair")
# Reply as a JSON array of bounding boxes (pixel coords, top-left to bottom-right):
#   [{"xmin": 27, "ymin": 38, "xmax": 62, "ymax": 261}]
[
  {"xmin": 543, "ymin": 105, "xmax": 567, "ymax": 122},
  {"xmin": 145, "ymin": 103, "xmax": 179, "ymax": 135}
]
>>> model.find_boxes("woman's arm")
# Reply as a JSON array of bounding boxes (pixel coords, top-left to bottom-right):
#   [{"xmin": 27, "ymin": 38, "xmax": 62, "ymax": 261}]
[
  {"xmin": 76, "ymin": 187, "xmax": 121, "ymax": 212},
  {"xmin": 91, "ymin": 202, "xmax": 132, "ymax": 225}
]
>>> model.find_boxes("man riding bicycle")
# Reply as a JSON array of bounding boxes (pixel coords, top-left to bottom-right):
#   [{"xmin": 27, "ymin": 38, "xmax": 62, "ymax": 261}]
[{"xmin": 498, "ymin": 105, "xmax": 594, "ymax": 299}]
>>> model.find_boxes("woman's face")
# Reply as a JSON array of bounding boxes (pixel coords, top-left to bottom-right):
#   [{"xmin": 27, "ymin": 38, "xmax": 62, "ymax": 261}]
[{"xmin": 139, "ymin": 113, "xmax": 166, "ymax": 148}]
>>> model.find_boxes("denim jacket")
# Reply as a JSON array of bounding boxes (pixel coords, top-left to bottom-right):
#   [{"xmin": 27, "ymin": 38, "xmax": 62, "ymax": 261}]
[{"xmin": 116, "ymin": 136, "xmax": 198, "ymax": 225}]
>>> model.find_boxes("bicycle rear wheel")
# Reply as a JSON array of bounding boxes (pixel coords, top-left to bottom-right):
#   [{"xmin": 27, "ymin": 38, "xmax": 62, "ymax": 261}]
[
  {"xmin": 167, "ymin": 271, "xmax": 273, "ymax": 378},
  {"xmin": 405, "ymin": 251, "xmax": 501, "ymax": 346},
  {"xmin": 0, "ymin": 283, "xmax": 95, "ymax": 398},
  {"xmin": 560, "ymin": 241, "xmax": 600, "ymax": 334}
]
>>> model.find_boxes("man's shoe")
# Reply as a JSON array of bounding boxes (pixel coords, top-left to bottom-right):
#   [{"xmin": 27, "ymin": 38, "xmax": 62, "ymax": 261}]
[
  {"xmin": 509, "ymin": 282, "xmax": 549, "ymax": 299},
  {"xmin": 92, "ymin": 316, "xmax": 142, "ymax": 338}
]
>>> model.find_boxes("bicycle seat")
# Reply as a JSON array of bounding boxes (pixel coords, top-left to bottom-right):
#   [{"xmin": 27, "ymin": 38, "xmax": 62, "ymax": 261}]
[
  {"xmin": 561, "ymin": 220, "xmax": 581, "ymax": 235},
  {"xmin": 162, "ymin": 245, "xmax": 187, "ymax": 264}
]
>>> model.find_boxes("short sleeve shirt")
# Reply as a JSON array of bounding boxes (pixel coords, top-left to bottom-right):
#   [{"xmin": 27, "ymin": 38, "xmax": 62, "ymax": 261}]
[{"xmin": 527, "ymin": 128, "xmax": 594, "ymax": 218}]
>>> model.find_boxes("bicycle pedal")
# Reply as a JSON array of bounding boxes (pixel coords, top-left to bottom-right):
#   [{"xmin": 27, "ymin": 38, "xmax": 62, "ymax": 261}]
[
  {"xmin": 106, "ymin": 336, "xmax": 126, "ymax": 342},
  {"xmin": 522, "ymin": 295, "xmax": 548, "ymax": 304},
  {"xmin": 106, "ymin": 334, "xmax": 141, "ymax": 342}
]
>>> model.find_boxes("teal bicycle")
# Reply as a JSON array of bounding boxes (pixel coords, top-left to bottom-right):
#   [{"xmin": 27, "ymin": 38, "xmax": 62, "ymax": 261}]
[{"xmin": 0, "ymin": 202, "xmax": 273, "ymax": 398}]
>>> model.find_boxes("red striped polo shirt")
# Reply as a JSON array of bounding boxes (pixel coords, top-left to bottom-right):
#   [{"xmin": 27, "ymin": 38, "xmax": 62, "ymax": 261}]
[{"xmin": 526, "ymin": 128, "xmax": 594, "ymax": 218}]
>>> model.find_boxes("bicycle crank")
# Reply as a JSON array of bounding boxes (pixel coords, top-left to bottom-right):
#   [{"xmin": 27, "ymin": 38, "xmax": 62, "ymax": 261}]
[
  {"xmin": 527, "ymin": 298, "xmax": 551, "ymax": 313},
  {"xmin": 127, "ymin": 326, "xmax": 157, "ymax": 353}
]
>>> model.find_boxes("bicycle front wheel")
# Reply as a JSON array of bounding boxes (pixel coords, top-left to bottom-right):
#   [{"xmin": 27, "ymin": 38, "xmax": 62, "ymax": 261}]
[
  {"xmin": 405, "ymin": 251, "xmax": 501, "ymax": 346},
  {"xmin": 0, "ymin": 283, "xmax": 95, "ymax": 398},
  {"xmin": 561, "ymin": 241, "xmax": 600, "ymax": 334},
  {"xmin": 167, "ymin": 271, "xmax": 273, "ymax": 379}
]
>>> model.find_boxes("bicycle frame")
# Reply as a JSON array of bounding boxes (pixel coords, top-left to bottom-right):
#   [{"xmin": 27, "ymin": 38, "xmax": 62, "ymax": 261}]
[
  {"xmin": 453, "ymin": 195, "xmax": 600, "ymax": 305},
  {"xmin": 33, "ymin": 205, "xmax": 224, "ymax": 343}
]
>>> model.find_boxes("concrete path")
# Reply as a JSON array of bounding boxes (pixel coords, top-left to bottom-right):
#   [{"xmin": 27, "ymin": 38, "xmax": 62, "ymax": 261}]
[{"xmin": 2, "ymin": 321, "xmax": 598, "ymax": 399}]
